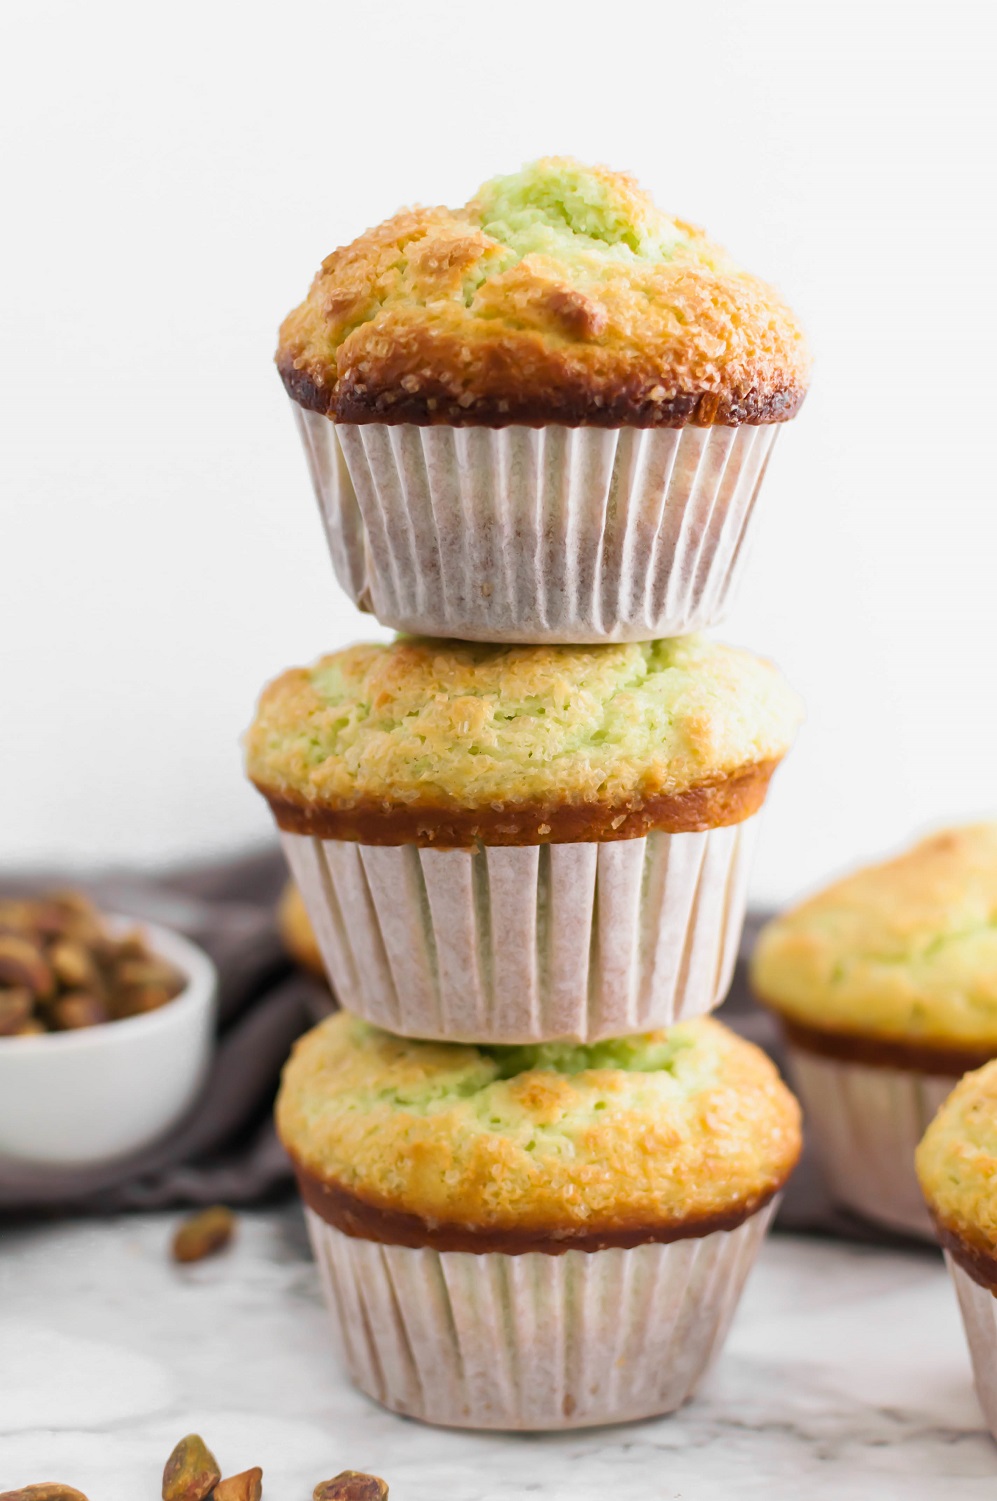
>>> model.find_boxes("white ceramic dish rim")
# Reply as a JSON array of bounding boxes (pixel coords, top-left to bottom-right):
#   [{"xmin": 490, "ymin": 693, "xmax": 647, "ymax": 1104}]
[{"xmin": 0, "ymin": 917, "xmax": 217, "ymax": 1056}]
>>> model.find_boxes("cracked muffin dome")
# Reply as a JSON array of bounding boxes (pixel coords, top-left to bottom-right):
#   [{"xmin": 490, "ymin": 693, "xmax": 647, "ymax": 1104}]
[
  {"xmin": 245, "ymin": 635, "xmax": 803, "ymax": 846},
  {"xmin": 276, "ymin": 1013, "xmax": 801, "ymax": 1250},
  {"xmin": 277, "ymin": 157, "xmax": 810, "ymax": 428},
  {"xmin": 752, "ymin": 825, "xmax": 997, "ymax": 1054},
  {"xmin": 916, "ymin": 1059, "xmax": 997, "ymax": 1280}
]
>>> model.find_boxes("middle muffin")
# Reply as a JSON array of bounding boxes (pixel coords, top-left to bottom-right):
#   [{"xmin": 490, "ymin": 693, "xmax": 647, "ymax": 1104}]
[{"xmin": 246, "ymin": 634, "xmax": 802, "ymax": 1042}]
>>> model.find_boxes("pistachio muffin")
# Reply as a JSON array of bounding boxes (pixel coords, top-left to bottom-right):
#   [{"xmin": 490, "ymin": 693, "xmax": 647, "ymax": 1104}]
[
  {"xmin": 277, "ymin": 157, "xmax": 810, "ymax": 643},
  {"xmin": 917, "ymin": 1062, "xmax": 997, "ymax": 1439},
  {"xmin": 752, "ymin": 824, "xmax": 997, "ymax": 1237},
  {"xmin": 277, "ymin": 1012, "xmax": 801, "ymax": 1429},
  {"xmin": 247, "ymin": 635, "xmax": 803, "ymax": 1043},
  {"xmin": 277, "ymin": 882, "xmax": 325, "ymax": 978}
]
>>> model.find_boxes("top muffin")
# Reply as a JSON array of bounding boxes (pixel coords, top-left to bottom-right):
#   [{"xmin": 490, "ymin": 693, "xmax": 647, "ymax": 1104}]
[
  {"xmin": 752, "ymin": 825, "xmax": 997, "ymax": 1056},
  {"xmin": 277, "ymin": 157, "xmax": 810, "ymax": 428}
]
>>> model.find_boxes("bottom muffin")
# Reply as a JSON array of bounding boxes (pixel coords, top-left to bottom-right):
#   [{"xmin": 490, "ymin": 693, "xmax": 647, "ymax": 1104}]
[
  {"xmin": 917, "ymin": 1060, "xmax": 997, "ymax": 1440},
  {"xmin": 276, "ymin": 1014, "xmax": 801, "ymax": 1429},
  {"xmin": 751, "ymin": 826, "xmax": 997, "ymax": 1239}
]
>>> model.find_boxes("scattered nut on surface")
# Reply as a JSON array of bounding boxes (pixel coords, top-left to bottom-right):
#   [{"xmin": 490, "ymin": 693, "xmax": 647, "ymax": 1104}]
[
  {"xmin": 212, "ymin": 1468, "xmax": 263, "ymax": 1501},
  {"xmin": 172, "ymin": 1206, "xmax": 238, "ymax": 1264},
  {"xmin": 162, "ymin": 1433, "xmax": 221, "ymax": 1501},
  {"xmin": 0, "ymin": 1487, "xmax": 90, "ymax": 1501},
  {"xmin": 0, "ymin": 891, "xmax": 184, "ymax": 1038},
  {"xmin": 313, "ymin": 1474, "xmax": 389, "ymax": 1501}
]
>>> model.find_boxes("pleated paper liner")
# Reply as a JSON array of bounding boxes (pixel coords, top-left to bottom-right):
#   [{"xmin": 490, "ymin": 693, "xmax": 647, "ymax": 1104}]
[
  {"xmin": 945, "ymin": 1254, "xmax": 997, "ymax": 1442},
  {"xmin": 305, "ymin": 1199, "xmax": 777, "ymax": 1430},
  {"xmin": 280, "ymin": 817, "xmax": 758, "ymax": 1044},
  {"xmin": 784, "ymin": 1044, "xmax": 955, "ymax": 1240},
  {"xmin": 294, "ymin": 412, "xmax": 779, "ymax": 643}
]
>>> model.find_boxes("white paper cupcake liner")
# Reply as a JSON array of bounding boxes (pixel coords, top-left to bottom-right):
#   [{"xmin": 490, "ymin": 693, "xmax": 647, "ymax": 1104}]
[
  {"xmin": 304, "ymin": 1198, "xmax": 776, "ymax": 1430},
  {"xmin": 945, "ymin": 1254, "xmax": 997, "ymax": 1441},
  {"xmin": 784, "ymin": 1044, "xmax": 956, "ymax": 1239},
  {"xmin": 279, "ymin": 816, "xmax": 757, "ymax": 1043},
  {"xmin": 293, "ymin": 409, "xmax": 780, "ymax": 643}
]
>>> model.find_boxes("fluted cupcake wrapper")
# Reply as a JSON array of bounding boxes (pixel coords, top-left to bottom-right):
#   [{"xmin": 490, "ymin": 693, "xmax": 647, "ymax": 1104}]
[
  {"xmin": 293, "ymin": 410, "xmax": 779, "ymax": 643},
  {"xmin": 279, "ymin": 818, "xmax": 757, "ymax": 1044},
  {"xmin": 304, "ymin": 1199, "xmax": 777, "ymax": 1430},
  {"xmin": 945, "ymin": 1255, "xmax": 997, "ymax": 1441},
  {"xmin": 784, "ymin": 1044, "xmax": 955, "ymax": 1240}
]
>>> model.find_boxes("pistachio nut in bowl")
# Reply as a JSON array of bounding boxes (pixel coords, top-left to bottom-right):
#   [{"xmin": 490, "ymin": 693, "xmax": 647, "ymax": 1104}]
[{"xmin": 0, "ymin": 892, "xmax": 217, "ymax": 1168}]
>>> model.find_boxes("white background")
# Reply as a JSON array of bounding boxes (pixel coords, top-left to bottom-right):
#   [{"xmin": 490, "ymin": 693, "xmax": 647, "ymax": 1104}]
[{"xmin": 2, "ymin": 1, "xmax": 995, "ymax": 905}]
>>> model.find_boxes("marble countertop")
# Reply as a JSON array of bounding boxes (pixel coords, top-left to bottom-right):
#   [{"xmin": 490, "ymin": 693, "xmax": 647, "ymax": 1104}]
[{"xmin": 1, "ymin": 1206, "xmax": 995, "ymax": 1500}]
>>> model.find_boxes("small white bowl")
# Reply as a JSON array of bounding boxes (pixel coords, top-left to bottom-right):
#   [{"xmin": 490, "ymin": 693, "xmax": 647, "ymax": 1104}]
[{"xmin": 0, "ymin": 920, "xmax": 217, "ymax": 1167}]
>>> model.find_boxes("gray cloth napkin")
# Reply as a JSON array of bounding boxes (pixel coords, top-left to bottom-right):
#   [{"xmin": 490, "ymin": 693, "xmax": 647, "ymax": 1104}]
[{"xmin": 0, "ymin": 852, "xmax": 932, "ymax": 1247}]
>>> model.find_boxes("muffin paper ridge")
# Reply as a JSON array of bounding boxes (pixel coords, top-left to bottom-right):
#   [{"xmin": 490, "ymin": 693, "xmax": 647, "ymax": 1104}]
[
  {"xmin": 784, "ymin": 1045, "xmax": 954, "ymax": 1240},
  {"xmin": 946, "ymin": 1255, "xmax": 997, "ymax": 1441},
  {"xmin": 294, "ymin": 410, "xmax": 778, "ymax": 643},
  {"xmin": 280, "ymin": 819, "xmax": 757, "ymax": 1043},
  {"xmin": 304, "ymin": 1199, "xmax": 776, "ymax": 1430}
]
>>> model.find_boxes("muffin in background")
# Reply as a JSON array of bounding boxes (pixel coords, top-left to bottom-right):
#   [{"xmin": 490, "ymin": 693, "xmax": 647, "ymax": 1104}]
[
  {"xmin": 752, "ymin": 824, "xmax": 997, "ymax": 1238},
  {"xmin": 277, "ymin": 157, "xmax": 810, "ymax": 644},
  {"xmin": 917, "ymin": 1061, "xmax": 997, "ymax": 1440},
  {"xmin": 247, "ymin": 634, "xmax": 803, "ymax": 1044},
  {"xmin": 277, "ymin": 882, "xmax": 325, "ymax": 978},
  {"xmin": 277, "ymin": 1012, "xmax": 801, "ymax": 1430}
]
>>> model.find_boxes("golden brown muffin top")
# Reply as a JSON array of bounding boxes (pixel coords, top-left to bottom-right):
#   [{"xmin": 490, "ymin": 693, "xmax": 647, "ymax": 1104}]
[
  {"xmin": 277, "ymin": 158, "xmax": 810, "ymax": 428},
  {"xmin": 277, "ymin": 1014, "xmax": 801, "ymax": 1246},
  {"xmin": 916, "ymin": 1059, "xmax": 997, "ymax": 1283},
  {"xmin": 245, "ymin": 635, "xmax": 802, "ymax": 846},
  {"xmin": 752, "ymin": 825, "xmax": 997, "ymax": 1052}
]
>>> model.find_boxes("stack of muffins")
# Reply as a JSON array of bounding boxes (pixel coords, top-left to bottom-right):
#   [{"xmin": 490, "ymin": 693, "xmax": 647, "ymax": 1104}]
[{"xmin": 246, "ymin": 159, "xmax": 809, "ymax": 1429}]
